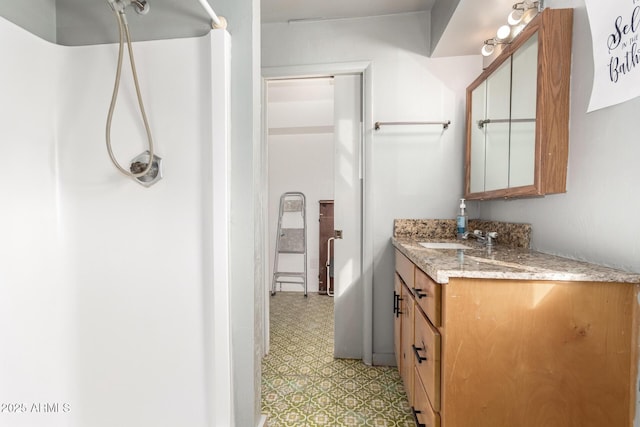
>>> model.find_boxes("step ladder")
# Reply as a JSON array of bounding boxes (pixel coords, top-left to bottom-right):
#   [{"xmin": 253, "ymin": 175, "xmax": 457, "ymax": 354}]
[{"xmin": 271, "ymin": 192, "xmax": 307, "ymax": 296}]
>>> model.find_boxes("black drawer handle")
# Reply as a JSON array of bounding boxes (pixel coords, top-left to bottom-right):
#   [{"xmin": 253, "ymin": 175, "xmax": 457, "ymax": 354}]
[
  {"xmin": 393, "ymin": 292, "xmax": 403, "ymax": 317},
  {"xmin": 412, "ymin": 344, "xmax": 427, "ymax": 363},
  {"xmin": 411, "ymin": 407, "xmax": 427, "ymax": 427},
  {"xmin": 413, "ymin": 287, "xmax": 428, "ymax": 299},
  {"xmin": 393, "ymin": 291, "xmax": 403, "ymax": 317},
  {"xmin": 393, "ymin": 291, "xmax": 398, "ymax": 315}
]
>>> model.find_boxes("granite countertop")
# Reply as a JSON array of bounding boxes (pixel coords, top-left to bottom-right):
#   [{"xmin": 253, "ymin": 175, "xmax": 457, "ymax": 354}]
[{"xmin": 392, "ymin": 237, "xmax": 640, "ymax": 285}]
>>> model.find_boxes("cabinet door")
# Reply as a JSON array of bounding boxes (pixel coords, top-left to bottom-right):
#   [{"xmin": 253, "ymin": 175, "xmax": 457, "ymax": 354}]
[
  {"xmin": 394, "ymin": 274, "xmax": 403, "ymax": 369},
  {"xmin": 484, "ymin": 59, "xmax": 511, "ymax": 192},
  {"xmin": 509, "ymin": 34, "xmax": 538, "ymax": 188},
  {"xmin": 441, "ymin": 278, "xmax": 637, "ymax": 427},
  {"xmin": 469, "ymin": 82, "xmax": 486, "ymax": 194},
  {"xmin": 401, "ymin": 286, "xmax": 415, "ymax": 406}
]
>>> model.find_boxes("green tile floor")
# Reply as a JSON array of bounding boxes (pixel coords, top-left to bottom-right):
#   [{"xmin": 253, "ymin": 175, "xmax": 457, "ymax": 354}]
[{"xmin": 262, "ymin": 292, "xmax": 415, "ymax": 426}]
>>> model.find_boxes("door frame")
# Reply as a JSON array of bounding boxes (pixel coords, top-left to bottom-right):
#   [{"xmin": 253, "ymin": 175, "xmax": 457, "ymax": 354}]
[{"xmin": 261, "ymin": 62, "xmax": 374, "ymax": 365}]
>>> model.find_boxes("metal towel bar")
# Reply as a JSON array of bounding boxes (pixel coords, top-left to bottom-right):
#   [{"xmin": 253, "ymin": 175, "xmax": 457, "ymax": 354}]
[{"xmin": 374, "ymin": 120, "xmax": 451, "ymax": 131}]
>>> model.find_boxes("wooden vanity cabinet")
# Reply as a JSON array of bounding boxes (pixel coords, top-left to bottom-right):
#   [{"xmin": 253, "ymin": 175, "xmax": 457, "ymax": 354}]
[
  {"xmin": 465, "ymin": 8, "xmax": 573, "ymax": 199},
  {"xmin": 394, "ymin": 249, "xmax": 639, "ymax": 427},
  {"xmin": 395, "ymin": 250, "xmax": 442, "ymax": 425}
]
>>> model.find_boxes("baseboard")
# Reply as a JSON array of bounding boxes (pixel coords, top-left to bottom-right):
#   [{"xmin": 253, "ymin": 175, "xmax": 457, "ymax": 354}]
[
  {"xmin": 257, "ymin": 414, "xmax": 268, "ymax": 427},
  {"xmin": 372, "ymin": 352, "xmax": 396, "ymax": 367}
]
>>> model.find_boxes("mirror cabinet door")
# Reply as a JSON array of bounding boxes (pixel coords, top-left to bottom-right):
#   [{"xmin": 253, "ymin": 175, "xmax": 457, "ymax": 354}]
[
  {"xmin": 509, "ymin": 33, "xmax": 538, "ymax": 188},
  {"xmin": 484, "ymin": 59, "xmax": 511, "ymax": 192},
  {"xmin": 469, "ymin": 82, "xmax": 486, "ymax": 194}
]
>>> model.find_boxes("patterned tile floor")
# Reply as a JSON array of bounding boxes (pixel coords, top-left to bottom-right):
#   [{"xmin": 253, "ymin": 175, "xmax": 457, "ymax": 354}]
[{"xmin": 262, "ymin": 292, "xmax": 414, "ymax": 427}]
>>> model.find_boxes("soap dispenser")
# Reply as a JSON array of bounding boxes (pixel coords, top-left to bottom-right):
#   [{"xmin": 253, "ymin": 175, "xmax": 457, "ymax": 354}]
[{"xmin": 456, "ymin": 198, "xmax": 467, "ymax": 239}]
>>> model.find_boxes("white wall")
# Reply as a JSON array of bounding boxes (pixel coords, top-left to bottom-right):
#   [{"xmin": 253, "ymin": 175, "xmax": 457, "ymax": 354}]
[
  {"xmin": 0, "ymin": 18, "xmax": 69, "ymax": 425},
  {"xmin": 477, "ymin": 0, "xmax": 640, "ymax": 274},
  {"xmin": 0, "ymin": 17, "xmax": 231, "ymax": 427},
  {"xmin": 262, "ymin": 13, "xmax": 481, "ymax": 364},
  {"xmin": 267, "ymin": 79, "xmax": 335, "ymax": 293},
  {"xmin": 214, "ymin": 0, "xmax": 263, "ymax": 424}
]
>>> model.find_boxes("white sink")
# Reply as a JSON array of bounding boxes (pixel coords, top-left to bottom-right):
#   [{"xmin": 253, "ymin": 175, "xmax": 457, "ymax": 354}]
[{"xmin": 419, "ymin": 242, "xmax": 472, "ymax": 250}]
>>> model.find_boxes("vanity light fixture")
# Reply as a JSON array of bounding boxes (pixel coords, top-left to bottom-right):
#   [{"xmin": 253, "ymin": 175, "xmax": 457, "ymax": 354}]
[
  {"xmin": 481, "ymin": 38, "xmax": 508, "ymax": 57},
  {"xmin": 496, "ymin": 24, "xmax": 512, "ymax": 42},
  {"xmin": 481, "ymin": 0, "xmax": 543, "ymax": 56}
]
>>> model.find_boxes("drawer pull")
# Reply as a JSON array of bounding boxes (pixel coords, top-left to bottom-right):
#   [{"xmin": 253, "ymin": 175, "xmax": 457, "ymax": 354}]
[
  {"xmin": 413, "ymin": 287, "xmax": 428, "ymax": 299},
  {"xmin": 393, "ymin": 291, "xmax": 397, "ymax": 315},
  {"xmin": 393, "ymin": 292, "xmax": 397, "ymax": 316},
  {"xmin": 411, "ymin": 407, "xmax": 427, "ymax": 427},
  {"xmin": 412, "ymin": 344, "xmax": 428, "ymax": 363},
  {"xmin": 393, "ymin": 292, "xmax": 403, "ymax": 317}
]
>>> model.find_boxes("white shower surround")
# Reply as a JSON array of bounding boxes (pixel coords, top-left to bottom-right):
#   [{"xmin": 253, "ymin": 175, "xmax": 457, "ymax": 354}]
[{"xmin": 0, "ymin": 17, "xmax": 231, "ymax": 427}]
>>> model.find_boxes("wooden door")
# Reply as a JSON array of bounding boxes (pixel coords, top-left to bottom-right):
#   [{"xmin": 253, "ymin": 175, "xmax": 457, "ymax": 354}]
[
  {"xmin": 318, "ymin": 200, "xmax": 334, "ymax": 294},
  {"xmin": 441, "ymin": 278, "xmax": 638, "ymax": 427},
  {"xmin": 401, "ymin": 285, "xmax": 415, "ymax": 406},
  {"xmin": 394, "ymin": 273, "xmax": 402, "ymax": 369}
]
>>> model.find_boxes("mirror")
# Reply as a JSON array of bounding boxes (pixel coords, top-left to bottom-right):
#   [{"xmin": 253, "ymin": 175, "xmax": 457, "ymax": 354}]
[
  {"xmin": 465, "ymin": 8, "xmax": 572, "ymax": 200},
  {"xmin": 468, "ymin": 34, "xmax": 538, "ymax": 194}
]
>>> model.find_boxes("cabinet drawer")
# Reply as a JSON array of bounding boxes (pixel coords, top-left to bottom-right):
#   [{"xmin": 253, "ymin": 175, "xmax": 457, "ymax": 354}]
[
  {"xmin": 414, "ymin": 267, "xmax": 441, "ymax": 327},
  {"xmin": 414, "ymin": 309, "xmax": 441, "ymax": 411},
  {"xmin": 395, "ymin": 250, "xmax": 414, "ymax": 289},
  {"xmin": 413, "ymin": 367, "xmax": 441, "ymax": 427}
]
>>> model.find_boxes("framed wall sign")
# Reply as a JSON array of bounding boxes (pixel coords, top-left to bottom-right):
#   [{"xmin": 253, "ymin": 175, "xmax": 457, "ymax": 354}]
[{"xmin": 585, "ymin": 0, "xmax": 640, "ymax": 111}]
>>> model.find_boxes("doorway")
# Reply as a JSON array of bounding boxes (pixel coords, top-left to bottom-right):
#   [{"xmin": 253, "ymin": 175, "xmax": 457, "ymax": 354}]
[
  {"xmin": 262, "ymin": 63, "xmax": 372, "ymax": 363},
  {"xmin": 267, "ymin": 77, "xmax": 335, "ymax": 296}
]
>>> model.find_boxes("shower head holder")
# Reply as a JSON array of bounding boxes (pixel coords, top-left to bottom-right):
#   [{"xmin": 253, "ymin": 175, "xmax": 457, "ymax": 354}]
[
  {"xmin": 131, "ymin": 0, "xmax": 150, "ymax": 15},
  {"xmin": 130, "ymin": 151, "xmax": 163, "ymax": 187},
  {"xmin": 108, "ymin": 0, "xmax": 149, "ymax": 15}
]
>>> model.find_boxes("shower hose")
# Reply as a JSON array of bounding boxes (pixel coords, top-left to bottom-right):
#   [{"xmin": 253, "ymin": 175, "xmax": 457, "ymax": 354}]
[{"xmin": 106, "ymin": 7, "xmax": 154, "ymax": 178}]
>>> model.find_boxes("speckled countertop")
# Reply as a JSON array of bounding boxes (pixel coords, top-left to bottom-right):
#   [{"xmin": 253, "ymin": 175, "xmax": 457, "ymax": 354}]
[
  {"xmin": 391, "ymin": 218, "xmax": 640, "ymax": 284},
  {"xmin": 393, "ymin": 238, "xmax": 640, "ymax": 285}
]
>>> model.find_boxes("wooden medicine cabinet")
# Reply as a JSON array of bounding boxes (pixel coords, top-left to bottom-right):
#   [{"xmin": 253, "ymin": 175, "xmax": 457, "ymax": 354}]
[{"xmin": 465, "ymin": 8, "xmax": 573, "ymax": 199}]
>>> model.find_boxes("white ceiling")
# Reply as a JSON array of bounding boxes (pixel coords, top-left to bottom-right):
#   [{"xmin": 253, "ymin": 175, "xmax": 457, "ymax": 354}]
[
  {"xmin": 431, "ymin": 0, "xmax": 518, "ymax": 57},
  {"xmin": 260, "ymin": 0, "xmax": 518, "ymax": 57},
  {"xmin": 49, "ymin": 0, "xmax": 516, "ymax": 55},
  {"xmin": 261, "ymin": 0, "xmax": 436, "ymax": 23}
]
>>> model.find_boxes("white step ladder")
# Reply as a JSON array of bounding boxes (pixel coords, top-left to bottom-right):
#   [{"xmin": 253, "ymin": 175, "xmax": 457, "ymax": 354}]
[{"xmin": 271, "ymin": 192, "xmax": 307, "ymax": 296}]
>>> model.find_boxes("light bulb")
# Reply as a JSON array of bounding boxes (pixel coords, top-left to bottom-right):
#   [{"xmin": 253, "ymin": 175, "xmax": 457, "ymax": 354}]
[
  {"xmin": 496, "ymin": 25, "xmax": 512, "ymax": 41},
  {"xmin": 481, "ymin": 43, "xmax": 495, "ymax": 57},
  {"xmin": 508, "ymin": 9, "xmax": 523, "ymax": 25}
]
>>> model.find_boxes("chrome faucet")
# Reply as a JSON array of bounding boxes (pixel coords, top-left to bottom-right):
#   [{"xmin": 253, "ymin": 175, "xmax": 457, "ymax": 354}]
[{"xmin": 463, "ymin": 230, "xmax": 498, "ymax": 247}]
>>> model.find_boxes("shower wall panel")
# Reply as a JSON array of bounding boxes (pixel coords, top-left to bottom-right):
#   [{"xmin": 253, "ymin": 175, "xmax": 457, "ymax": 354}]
[
  {"xmin": 0, "ymin": 17, "xmax": 73, "ymax": 425},
  {"xmin": 0, "ymin": 16, "xmax": 231, "ymax": 427}
]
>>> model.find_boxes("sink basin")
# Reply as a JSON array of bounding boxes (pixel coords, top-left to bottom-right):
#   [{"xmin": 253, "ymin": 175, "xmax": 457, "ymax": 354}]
[{"xmin": 419, "ymin": 242, "xmax": 472, "ymax": 250}]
